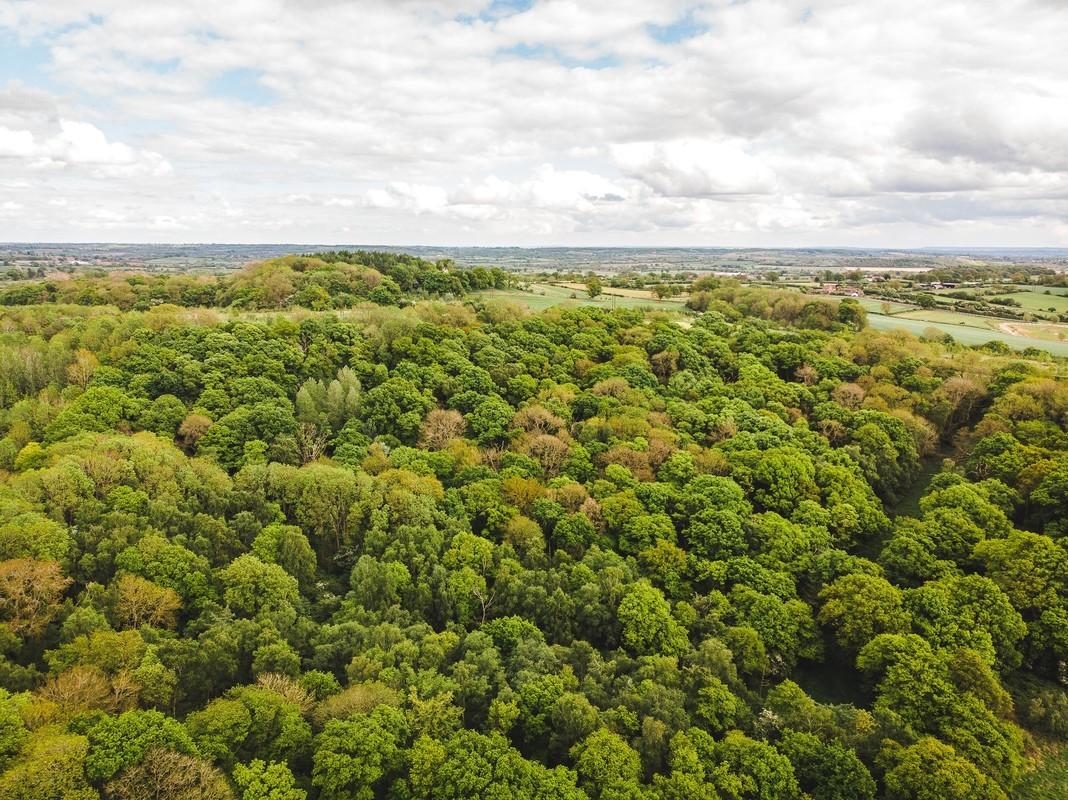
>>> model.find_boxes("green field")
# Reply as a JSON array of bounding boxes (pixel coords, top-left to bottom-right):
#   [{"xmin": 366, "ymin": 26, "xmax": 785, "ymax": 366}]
[
  {"xmin": 866, "ymin": 312, "xmax": 1068, "ymax": 356},
  {"xmin": 895, "ymin": 309, "xmax": 1003, "ymax": 330},
  {"xmin": 997, "ymin": 284, "xmax": 1068, "ymax": 297},
  {"xmin": 802, "ymin": 294, "xmax": 914, "ymax": 315},
  {"xmin": 476, "ymin": 283, "xmax": 688, "ymax": 312},
  {"xmin": 855, "ymin": 298, "xmax": 916, "ymax": 314},
  {"xmin": 988, "ymin": 290, "xmax": 1068, "ymax": 314}
]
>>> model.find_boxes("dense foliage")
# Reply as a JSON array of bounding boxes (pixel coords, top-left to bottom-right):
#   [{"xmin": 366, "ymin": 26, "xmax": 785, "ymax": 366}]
[
  {"xmin": 0, "ymin": 252, "xmax": 511, "ymax": 311},
  {"xmin": 0, "ymin": 264, "xmax": 1066, "ymax": 799}
]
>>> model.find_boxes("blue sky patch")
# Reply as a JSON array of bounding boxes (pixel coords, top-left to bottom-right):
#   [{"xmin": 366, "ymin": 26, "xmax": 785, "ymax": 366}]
[
  {"xmin": 457, "ymin": 0, "xmax": 533, "ymax": 25},
  {"xmin": 648, "ymin": 10, "xmax": 708, "ymax": 44},
  {"xmin": 144, "ymin": 57, "xmax": 181, "ymax": 75},
  {"xmin": 206, "ymin": 68, "xmax": 276, "ymax": 105},
  {"xmin": 0, "ymin": 32, "xmax": 59, "ymax": 90},
  {"xmin": 499, "ymin": 43, "xmax": 618, "ymax": 70}
]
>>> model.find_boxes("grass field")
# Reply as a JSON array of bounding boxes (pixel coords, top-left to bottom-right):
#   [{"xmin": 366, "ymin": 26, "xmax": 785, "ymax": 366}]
[
  {"xmin": 854, "ymin": 298, "xmax": 916, "ymax": 314},
  {"xmin": 556, "ymin": 282, "xmax": 688, "ymax": 302},
  {"xmin": 895, "ymin": 309, "xmax": 1004, "ymax": 330},
  {"xmin": 988, "ymin": 290, "xmax": 1068, "ymax": 314},
  {"xmin": 476, "ymin": 283, "xmax": 688, "ymax": 312},
  {"xmin": 1015, "ymin": 740, "xmax": 1068, "ymax": 800},
  {"xmin": 866, "ymin": 313, "xmax": 1068, "ymax": 356}
]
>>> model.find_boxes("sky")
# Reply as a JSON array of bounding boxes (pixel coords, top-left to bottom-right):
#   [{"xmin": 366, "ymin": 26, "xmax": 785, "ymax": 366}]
[{"xmin": 1, "ymin": 0, "xmax": 1067, "ymax": 247}]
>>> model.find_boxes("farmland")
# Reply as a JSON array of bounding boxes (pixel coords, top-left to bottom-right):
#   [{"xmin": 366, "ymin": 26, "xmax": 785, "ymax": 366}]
[{"xmin": 987, "ymin": 289, "xmax": 1068, "ymax": 315}]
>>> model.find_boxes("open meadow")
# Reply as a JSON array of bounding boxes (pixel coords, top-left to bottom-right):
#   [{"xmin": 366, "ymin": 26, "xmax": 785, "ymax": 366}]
[
  {"xmin": 475, "ymin": 283, "xmax": 689, "ymax": 312},
  {"xmin": 866, "ymin": 312, "xmax": 1068, "ymax": 355}
]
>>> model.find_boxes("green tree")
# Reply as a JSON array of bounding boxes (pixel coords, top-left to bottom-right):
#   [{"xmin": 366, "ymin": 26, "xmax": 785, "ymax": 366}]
[
  {"xmin": 778, "ymin": 731, "xmax": 875, "ymax": 800},
  {"xmin": 0, "ymin": 731, "xmax": 97, "ymax": 800},
  {"xmin": 360, "ymin": 377, "xmax": 431, "ymax": 442},
  {"xmin": 881, "ymin": 738, "xmax": 1007, "ymax": 800},
  {"xmin": 82, "ymin": 709, "xmax": 197, "ymax": 782},
  {"xmin": 233, "ymin": 759, "xmax": 306, "ymax": 800},
  {"xmin": 618, "ymin": 581, "xmax": 688, "ymax": 656},
  {"xmin": 571, "ymin": 729, "xmax": 641, "ymax": 799},
  {"xmin": 219, "ymin": 555, "xmax": 299, "ymax": 618},
  {"xmin": 312, "ymin": 705, "xmax": 408, "ymax": 800},
  {"xmin": 405, "ymin": 729, "xmax": 586, "ymax": 800},
  {"xmin": 818, "ymin": 574, "xmax": 911, "ymax": 654}
]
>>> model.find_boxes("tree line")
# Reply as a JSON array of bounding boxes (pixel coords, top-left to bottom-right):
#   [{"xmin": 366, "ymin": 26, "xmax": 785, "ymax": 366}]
[{"xmin": 0, "ymin": 252, "xmax": 512, "ymax": 311}]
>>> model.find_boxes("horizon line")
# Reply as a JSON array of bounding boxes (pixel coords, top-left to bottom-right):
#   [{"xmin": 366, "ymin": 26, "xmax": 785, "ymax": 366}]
[{"xmin": 4, "ymin": 242, "xmax": 1068, "ymax": 253}]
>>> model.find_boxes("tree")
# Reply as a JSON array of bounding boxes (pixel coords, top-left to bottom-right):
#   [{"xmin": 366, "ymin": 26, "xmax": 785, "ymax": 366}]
[
  {"xmin": 0, "ymin": 731, "xmax": 97, "ymax": 800},
  {"xmin": 751, "ymin": 449, "xmax": 817, "ymax": 515},
  {"xmin": 572, "ymin": 729, "xmax": 642, "ymax": 799},
  {"xmin": 711, "ymin": 730, "xmax": 801, "ymax": 800},
  {"xmin": 251, "ymin": 524, "xmax": 317, "ymax": 592},
  {"xmin": 618, "ymin": 581, "xmax": 688, "ymax": 656},
  {"xmin": 837, "ymin": 298, "xmax": 867, "ymax": 331},
  {"xmin": 82, "ymin": 709, "xmax": 197, "ymax": 782},
  {"xmin": 585, "ymin": 277, "xmax": 603, "ymax": 299},
  {"xmin": 113, "ymin": 573, "xmax": 182, "ymax": 629},
  {"xmin": 778, "ymin": 731, "xmax": 876, "ymax": 800},
  {"xmin": 218, "ymin": 555, "xmax": 299, "ymax": 618},
  {"xmin": 818, "ymin": 574, "xmax": 910, "ymax": 654},
  {"xmin": 67, "ymin": 347, "xmax": 99, "ymax": 389},
  {"xmin": 881, "ymin": 738, "xmax": 1007, "ymax": 800},
  {"xmin": 312, "ymin": 706, "xmax": 408, "ymax": 800},
  {"xmin": 210, "ymin": 685, "xmax": 312, "ymax": 766},
  {"xmin": 0, "ymin": 558, "xmax": 70, "ymax": 637},
  {"xmin": 179, "ymin": 413, "xmax": 214, "ymax": 449},
  {"xmin": 291, "ymin": 463, "xmax": 361, "ymax": 555},
  {"xmin": 974, "ymin": 531, "xmax": 1068, "ymax": 614},
  {"xmin": 105, "ymin": 748, "xmax": 233, "ymax": 800},
  {"xmin": 115, "ymin": 534, "xmax": 214, "ymax": 608},
  {"xmin": 0, "ymin": 512, "xmax": 71, "ymax": 563},
  {"xmin": 464, "ymin": 396, "xmax": 515, "ymax": 446},
  {"xmin": 233, "ymin": 760, "xmax": 306, "ymax": 800},
  {"xmin": 419, "ymin": 408, "xmax": 466, "ymax": 449},
  {"xmin": 360, "ymin": 377, "xmax": 431, "ymax": 442},
  {"xmin": 405, "ymin": 729, "xmax": 586, "ymax": 800},
  {"xmin": 0, "ymin": 689, "xmax": 27, "ymax": 770}
]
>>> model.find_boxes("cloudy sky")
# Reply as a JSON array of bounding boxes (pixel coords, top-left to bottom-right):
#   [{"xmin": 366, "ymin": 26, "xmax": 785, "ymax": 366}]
[{"xmin": 1, "ymin": 0, "xmax": 1067, "ymax": 246}]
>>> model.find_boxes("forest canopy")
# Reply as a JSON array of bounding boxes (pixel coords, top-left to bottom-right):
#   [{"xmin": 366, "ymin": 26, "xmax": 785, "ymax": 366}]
[
  {"xmin": 0, "ymin": 251, "xmax": 512, "ymax": 311},
  {"xmin": 0, "ymin": 255, "xmax": 1065, "ymax": 799}
]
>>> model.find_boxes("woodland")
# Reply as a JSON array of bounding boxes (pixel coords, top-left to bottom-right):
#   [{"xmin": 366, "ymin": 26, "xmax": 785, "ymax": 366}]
[{"xmin": 0, "ymin": 252, "xmax": 1065, "ymax": 799}]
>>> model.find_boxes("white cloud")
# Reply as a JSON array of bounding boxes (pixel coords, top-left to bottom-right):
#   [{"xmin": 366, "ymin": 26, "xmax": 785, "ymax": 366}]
[
  {"xmin": 613, "ymin": 139, "xmax": 776, "ymax": 197},
  {"xmin": 365, "ymin": 182, "xmax": 449, "ymax": 214},
  {"xmin": 0, "ymin": 127, "xmax": 36, "ymax": 158},
  {"xmin": 1, "ymin": 0, "xmax": 1067, "ymax": 244},
  {"xmin": 0, "ymin": 115, "xmax": 172, "ymax": 177}
]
